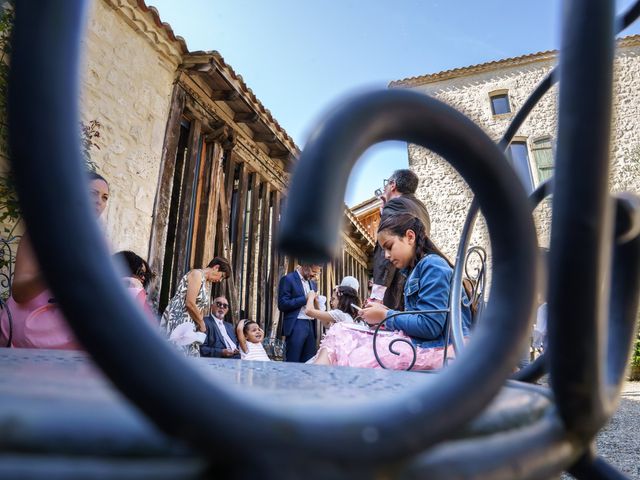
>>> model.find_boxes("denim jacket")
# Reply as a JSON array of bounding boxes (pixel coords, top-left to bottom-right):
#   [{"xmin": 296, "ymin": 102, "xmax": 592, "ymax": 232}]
[{"xmin": 384, "ymin": 254, "xmax": 472, "ymax": 349}]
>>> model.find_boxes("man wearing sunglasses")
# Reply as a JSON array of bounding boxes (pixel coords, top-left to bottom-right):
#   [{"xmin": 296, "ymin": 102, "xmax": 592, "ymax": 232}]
[
  {"xmin": 371, "ymin": 169, "xmax": 431, "ymax": 309},
  {"xmin": 200, "ymin": 296, "xmax": 240, "ymax": 359}
]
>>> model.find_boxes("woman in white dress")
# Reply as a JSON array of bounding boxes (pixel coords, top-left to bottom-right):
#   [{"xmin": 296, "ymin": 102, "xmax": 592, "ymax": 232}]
[{"xmin": 160, "ymin": 257, "xmax": 231, "ymax": 357}]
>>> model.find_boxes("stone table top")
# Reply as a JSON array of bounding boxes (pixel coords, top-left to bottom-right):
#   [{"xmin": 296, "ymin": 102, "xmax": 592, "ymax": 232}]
[{"xmin": 0, "ymin": 348, "xmax": 551, "ymax": 461}]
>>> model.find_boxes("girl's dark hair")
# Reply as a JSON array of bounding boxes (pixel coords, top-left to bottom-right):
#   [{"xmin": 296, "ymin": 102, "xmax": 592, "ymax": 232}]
[
  {"xmin": 113, "ymin": 250, "xmax": 155, "ymax": 288},
  {"xmin": 88, "ymin": 171, "xmax": 108, "ymax": 185},
  {"xmin": 335, "ymin": 286, "xmax": 361, "ymax": 318},
  {"xmin": 242, "ymin": 320, "xmax": 259, "ymax": 336},
  {"xmin": 377, "ymin": 213, "xmax": 452, "ymax": 269}
]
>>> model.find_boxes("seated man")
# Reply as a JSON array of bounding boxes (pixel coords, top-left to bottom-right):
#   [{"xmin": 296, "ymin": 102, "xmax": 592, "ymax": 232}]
[{"xmin": 200, "ymin": 296, "xmax": 240, "ymax": 359}]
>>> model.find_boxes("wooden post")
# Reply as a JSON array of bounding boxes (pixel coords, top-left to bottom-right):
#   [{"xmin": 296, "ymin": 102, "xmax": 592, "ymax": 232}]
[
  {"xmin": 217, "ymin": 171, "xmax": 240, "ymax": 324},
  {"xmin": 267, "ymin": 190, "xmax": 281, "ymax": 336},
  {"xmin": 174, "ymin": 119, "xmax": 202, "ymax": 277},
  {"xmin": 232, "ymin": 163, "xmax": 249, "ymax": 311},
  {"xmin": 256, "ymin": 182, "xmax": 271, "ymax": 328},
  {"xmin": 190, "ymin": 141, "xmax": 209, "ymax": 267},
  {"xmin": 244, "ymin": 173, "xmax": 261, "ymax": 320},
  {"xmin": 201, "ymin": 142, "xmax": 224, "ymax": 264},
  {"xmin": 147, "ymin": 85, "xmax": 186, "ymax": 308}
]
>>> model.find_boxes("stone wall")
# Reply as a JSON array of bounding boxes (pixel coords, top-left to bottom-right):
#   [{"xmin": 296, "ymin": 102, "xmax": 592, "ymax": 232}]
[
  {"xmin": 405, "ymin": 40, "xmax": 640, "ymax": 264},
  {"xmin": 79, "ymin": 0, "xmax": 183, "ymax": 256}
]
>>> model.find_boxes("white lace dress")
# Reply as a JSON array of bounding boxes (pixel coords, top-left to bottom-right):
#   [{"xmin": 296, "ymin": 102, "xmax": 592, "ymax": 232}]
[{"xmin": 160, "ymin": 270, "xmax": 210, "ymax": 357}]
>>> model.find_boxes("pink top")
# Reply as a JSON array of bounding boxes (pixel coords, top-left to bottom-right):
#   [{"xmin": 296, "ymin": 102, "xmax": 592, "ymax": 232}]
[{"xmin": 0, "ymin": 289, "xmax": 81, "ymax": 350}]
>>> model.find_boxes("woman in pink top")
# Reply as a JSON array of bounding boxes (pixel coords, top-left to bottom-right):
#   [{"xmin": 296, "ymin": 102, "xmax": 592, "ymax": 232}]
[
  {"xmin": 0, "ymin": 172, "xmax": 109, "ymax": 349},
  {"xmin": 113, "ymin": 250, "xmax": 157, "ymax": 324}
]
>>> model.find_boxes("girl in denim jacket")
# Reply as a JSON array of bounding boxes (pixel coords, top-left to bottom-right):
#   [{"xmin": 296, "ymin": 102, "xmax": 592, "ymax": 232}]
[{"xmin": 314, "ymin": 213, "xmax": 472, "ymax": 370}]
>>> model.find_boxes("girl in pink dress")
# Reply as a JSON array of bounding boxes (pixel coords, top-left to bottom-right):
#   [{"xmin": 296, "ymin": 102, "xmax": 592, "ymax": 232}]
[
  {"xmin": 314, "ymin": 213, "xmax": 473, "ymax": 370},
  {"xmin": 0, "ymin": 172, "xmax": 109, "ymax": 349}
]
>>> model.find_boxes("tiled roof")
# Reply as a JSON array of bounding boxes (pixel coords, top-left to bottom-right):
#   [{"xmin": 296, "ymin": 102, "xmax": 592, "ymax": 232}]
[
  {"xmin": 390, "ymin": 34, "xmax": 640, "ymax": 88},
  {"xmin": 187, "ymin": 51, "xmax": 299, "ymax": 153},
  {"xmin": 137, "ymin": 1, "xmax": 188, "ymax": 54},
  {"xmin": 140, "ymin": 1, "xmax": 298, "ymax": 152}
]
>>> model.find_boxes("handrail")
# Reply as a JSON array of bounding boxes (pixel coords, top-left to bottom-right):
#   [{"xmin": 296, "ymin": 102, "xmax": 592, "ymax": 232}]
[
  {"xmin": 9, "ymin": 0, "xmax": 537, "ymax": 464},
  {"xmin": 8, "ymin": 0, "xmax": 640, "ymax": 476}
]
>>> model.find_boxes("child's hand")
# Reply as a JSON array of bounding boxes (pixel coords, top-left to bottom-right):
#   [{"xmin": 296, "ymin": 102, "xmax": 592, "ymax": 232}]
[
  {"xmin": 361, "ymin": 303, "xmax": 389, "ymax": 325},
  {"xmin": 236, "ymin": 319, "xmax": 245, "ymax": 333},
  {"xmin": 306, "ymin": 290, "xmax": 317, "ymax": 301}
]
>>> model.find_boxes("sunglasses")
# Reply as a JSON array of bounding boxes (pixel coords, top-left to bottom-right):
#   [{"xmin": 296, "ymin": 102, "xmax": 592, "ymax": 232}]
[{"xmin": 215, "ymin": 301, "xmax": 229, "ymax": 309}]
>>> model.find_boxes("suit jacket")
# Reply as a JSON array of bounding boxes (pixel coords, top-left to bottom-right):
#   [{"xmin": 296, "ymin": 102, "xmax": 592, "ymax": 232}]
[
  {"xmin": 277, "ymin": 271, "xmax": 318, "ymax": 337},
  {"xmin": 200, "ymin": 315, "xmax": 240, "ymax": 358}
]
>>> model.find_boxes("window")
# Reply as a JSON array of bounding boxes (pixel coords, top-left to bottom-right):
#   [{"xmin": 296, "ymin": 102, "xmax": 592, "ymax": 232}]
[
  {"xmin": 507, "ymin": 141, "xmax": 534, "ymax": 193},
  {"xmin": 490, "ymin": 93, "xmax": 511, "ymax": 115},
  {"xmin": 532, "ymin": 136, "xmax": 554, "ymax": 183}
]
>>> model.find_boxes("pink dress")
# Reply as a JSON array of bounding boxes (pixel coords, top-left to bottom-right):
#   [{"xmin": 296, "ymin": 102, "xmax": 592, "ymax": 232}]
[
  {"xmin": 0, "ymin": 290, "xmax": 81, "ymax": 350},
  {"xmin": 319, "ymin": 322, "xmax": 453, "ymax": 371}
]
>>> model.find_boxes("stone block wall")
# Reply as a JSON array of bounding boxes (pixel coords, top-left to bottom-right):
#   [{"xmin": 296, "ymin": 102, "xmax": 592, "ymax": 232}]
[
  {"xmin": 79, "ymin": 0, "xmax": 182, "ymax": 256},
  {"xmin": 405, "ymin": 40, "xmax": 640, "ymax": 267}
]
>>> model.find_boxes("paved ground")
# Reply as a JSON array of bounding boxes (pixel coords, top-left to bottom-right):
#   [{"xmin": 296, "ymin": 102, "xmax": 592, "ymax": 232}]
[{"xmin": 564, "ymin": 381, "xmax": 640, "ymax": 479}]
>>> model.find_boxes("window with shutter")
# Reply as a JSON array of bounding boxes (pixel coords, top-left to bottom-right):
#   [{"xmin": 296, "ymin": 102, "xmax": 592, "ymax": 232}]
[
  {"xmin": 532, "ymin": 137, "xmax": 554, "ymax": 183},
  {"xmin": 507, "ymin": 141, "xmax": 534, "ymax": 193}
]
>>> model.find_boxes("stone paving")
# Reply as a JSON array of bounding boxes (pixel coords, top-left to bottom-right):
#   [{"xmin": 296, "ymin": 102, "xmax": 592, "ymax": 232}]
[{"xmin": 564, "ymin": 381, "xmax": 640, "ymax": 479}]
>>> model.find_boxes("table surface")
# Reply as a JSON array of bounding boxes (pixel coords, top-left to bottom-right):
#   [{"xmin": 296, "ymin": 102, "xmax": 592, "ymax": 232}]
[{"xmin": 0, "ymin": 348, "xmax": 551, "ymax": 458}]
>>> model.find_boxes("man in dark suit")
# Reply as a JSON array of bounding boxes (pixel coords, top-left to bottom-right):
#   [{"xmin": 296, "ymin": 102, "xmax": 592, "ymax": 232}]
[
  {"xmin": 200, "ymin": 296, "xmax": 240, "ymax": 359},
  {"xmin": 372, "ymin": 169, "xmax": 431, "ymax": 310},
  {"xmin": 278, "ymin": 264, "xmax": 321, "ymax": 362}
]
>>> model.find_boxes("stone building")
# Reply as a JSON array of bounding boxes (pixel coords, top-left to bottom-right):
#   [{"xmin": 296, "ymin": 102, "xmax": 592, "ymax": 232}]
[
  {"xmin": 389, "ymin": 36, "xmax": 640, "ymax": 261},
  {"xmin": 0, "ymin": 0, "xmax": 375, "ymax": 331}
]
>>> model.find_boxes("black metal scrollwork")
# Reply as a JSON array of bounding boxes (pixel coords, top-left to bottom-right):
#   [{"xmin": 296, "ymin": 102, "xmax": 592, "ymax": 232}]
[{"xmin": 8, "ymin": 0, "xmax": 640, "ymax": 477}]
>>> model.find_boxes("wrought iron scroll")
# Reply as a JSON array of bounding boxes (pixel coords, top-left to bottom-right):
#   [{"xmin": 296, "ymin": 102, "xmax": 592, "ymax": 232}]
[
  {"xmin": 7, "ymin": 0, "xmax": 640, "ymax": 478},
  {"xmin": 0, "ymin": 236, "xmax": 19, "ymax": 347},
  {"xmin": 9, "ymin": 0, "xmax": 537, "ymax": 465},
  {"xmin": 371, "ymin": 310, "xmax": 446, "ymax": 371}
]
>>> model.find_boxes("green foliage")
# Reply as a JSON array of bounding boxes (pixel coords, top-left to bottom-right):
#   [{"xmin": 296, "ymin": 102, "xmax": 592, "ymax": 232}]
[
  {"xmin": 0, "ymin": 5, "xmax": 101, "ymax": 234},
  {"xmin": 632, "ymin": 331, "xmax": 640, "ymax": 367}
]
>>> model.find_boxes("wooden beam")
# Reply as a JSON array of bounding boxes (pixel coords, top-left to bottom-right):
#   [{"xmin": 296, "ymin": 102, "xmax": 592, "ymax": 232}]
[
  {"xmin": 210, "ymin": 90, "xmax": 240, "ymax": 102},
  {"xmin": 216, "ymin": 172, "xmax": 240, "ymax": 324},
  {"xmin": 174, "ymin": 118, "xmax": 202, "ymax": 276},
  {"xmin": 244, "ymin": 173, "xmax": 261, "ymax": 320},
  {"xmin": 202, "ymin": 142, "xmax": 225, "ymax": 264},
  {"xmin": 234, "ymin": 111, "xmax": 259, "ymax": 123},
  {"xmin": 267, "ymin": 190, "xmax": 281, "ymax": 336},
  {"xmin": 148, "ymin": 84, "xmax": 186, "ymax": 310},
  {"xmin": 190, "ymin": 141, "xmax": 210, "ymax": 267},
  {"xmin": 232, "ymin": 163, "xmax": 249, "ymax": 309},
  {"xmin": 256, "ymin": 182, "xmax": 271, "ymax": 328},
  {"xmin": 253, "ymin": 132, "xmax": 277, "ymax": 143}
]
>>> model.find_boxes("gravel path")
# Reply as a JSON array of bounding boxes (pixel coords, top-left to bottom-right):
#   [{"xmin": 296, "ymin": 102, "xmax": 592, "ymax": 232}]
[{"xmin": 563, "ymin": 381, "xmax": 640, "ymax": 479}]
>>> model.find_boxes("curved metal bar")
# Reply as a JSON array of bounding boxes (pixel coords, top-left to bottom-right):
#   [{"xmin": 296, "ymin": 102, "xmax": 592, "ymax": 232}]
[
  {"xmin": 10, "ymin": 1, "xmax": 537, "ymax": 464},
  {"xmin": 511, "ymin": 353, "xmax": 547, "ymax": 384},
  {"xmin": 399, "ymin": 410, "xmax": 581, "ymax": 480},
  {"xmin": 448, "ymin": 199, "xmax": 480, "ymax": 355},
  {"xmin": 547, "ymin": 0, "xmax": 615, "ymax": 439},
  {"xmin": 499, "ymin": 0, "xmax": 640, "ymax": 149},
  {"xmin": 280, "ymin": 86, "xmax": 538, "ymax": 449},
  {"xmin": 568, "ymin": 451, "xmax": 629, "ymax": 480},
  {"xmin": 371, "ymin": 310, "xmax": 448, "ymax": 371},
  {"xmin": 602, "ymin": 194, "xmax": 640, "ymax": 415}
]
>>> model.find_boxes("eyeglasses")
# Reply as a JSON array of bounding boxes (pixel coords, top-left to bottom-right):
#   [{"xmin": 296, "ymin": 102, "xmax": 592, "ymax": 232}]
[{"xmin": 215, "ymin": 301, "xmax": 229, "ymax": 309}]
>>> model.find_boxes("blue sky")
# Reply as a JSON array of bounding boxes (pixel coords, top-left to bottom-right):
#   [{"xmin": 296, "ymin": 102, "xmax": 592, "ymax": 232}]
[{"xmin": 148, "ymin": 1, "xmax": 640, "ymax": 206}]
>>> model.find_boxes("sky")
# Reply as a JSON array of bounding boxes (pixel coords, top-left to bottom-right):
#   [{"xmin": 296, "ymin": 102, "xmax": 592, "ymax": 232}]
[{"xmin": 147, "ymin": 0, "xmax": 640, "ymax": 206}]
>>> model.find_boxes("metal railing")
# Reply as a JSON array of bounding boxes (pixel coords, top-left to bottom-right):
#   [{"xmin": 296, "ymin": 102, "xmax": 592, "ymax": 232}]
[{"xmin": 7, "ymin": 0, "xmax": 640, "ymax": 477}]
